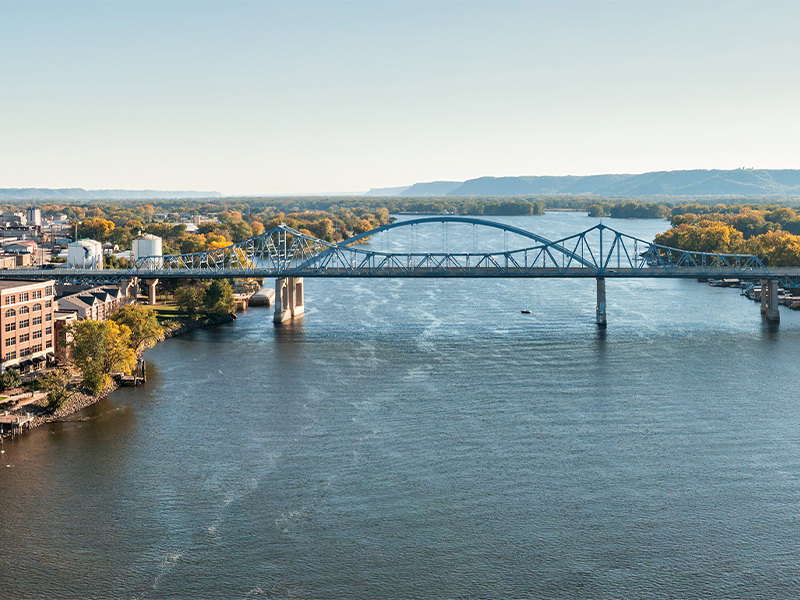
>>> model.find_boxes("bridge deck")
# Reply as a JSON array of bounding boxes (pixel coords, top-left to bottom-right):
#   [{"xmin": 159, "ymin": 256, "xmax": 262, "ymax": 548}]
[{"xmin": 2, "ymin": 266, "xmax": 800, "ymax": 282}]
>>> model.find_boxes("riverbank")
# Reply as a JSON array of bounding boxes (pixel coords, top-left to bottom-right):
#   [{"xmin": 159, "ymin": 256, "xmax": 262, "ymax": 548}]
[
  {"xmin": 0, "ymin": 312, "xmax": 237, "ymax": 437},
  {"xmin": 158, "ymin": 311, "xmax": 237, "ymax": 341}
]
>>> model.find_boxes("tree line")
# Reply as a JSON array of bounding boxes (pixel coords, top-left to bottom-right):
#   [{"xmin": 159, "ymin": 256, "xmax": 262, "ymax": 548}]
[
  {"xmin": 654, "ymin": 205, "xmax": 800, "ymax": 266},
  {"xmin": 28, "ymin": 196, "xmax": 800, "ymax": 267}
]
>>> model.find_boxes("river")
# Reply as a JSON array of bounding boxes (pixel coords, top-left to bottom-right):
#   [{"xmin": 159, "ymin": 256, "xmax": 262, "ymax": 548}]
[{"xmin": 2, "ymin": 212, "xmax": 800, "ymax": 599}]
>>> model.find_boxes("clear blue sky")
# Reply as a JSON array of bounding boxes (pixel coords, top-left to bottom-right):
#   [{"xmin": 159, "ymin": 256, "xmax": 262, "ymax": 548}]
[{"xmin": 2, "ymin": 1, "xmax": 799, "ymax": 195}]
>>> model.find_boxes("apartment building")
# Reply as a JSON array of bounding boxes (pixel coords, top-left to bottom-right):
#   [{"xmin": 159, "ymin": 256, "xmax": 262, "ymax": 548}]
[
  {"xmin": 0, "ymin": 280, "xmax": 56, "ymax": 373},
  {"xmin": 55, "ymin": 284, "xmax": 127, "ymax": 322}
]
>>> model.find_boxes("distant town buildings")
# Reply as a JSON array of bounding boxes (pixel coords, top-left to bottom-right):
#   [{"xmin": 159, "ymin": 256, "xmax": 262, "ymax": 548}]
[
  {"xmin": 3, "ymin": 240, "xmax": 37, "ymax": 255},
  {"xmin": 1, "ymin": 212, "xmax": 27, "ymax": 227}
]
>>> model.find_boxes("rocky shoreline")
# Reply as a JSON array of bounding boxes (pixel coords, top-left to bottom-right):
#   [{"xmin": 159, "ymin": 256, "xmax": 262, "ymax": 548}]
[
  {"xmin": 2, "ymin": 313, "xmax": 237, "ymax": 436},
  {"xmin": 158, "ymin": 312, "xmax": 237, "ymax": 341}
]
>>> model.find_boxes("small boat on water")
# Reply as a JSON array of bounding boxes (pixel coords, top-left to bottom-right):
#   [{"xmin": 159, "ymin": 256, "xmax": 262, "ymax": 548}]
[{"xmin": 521, "ymin": 309, "xmax": 532, "ymax": 314}]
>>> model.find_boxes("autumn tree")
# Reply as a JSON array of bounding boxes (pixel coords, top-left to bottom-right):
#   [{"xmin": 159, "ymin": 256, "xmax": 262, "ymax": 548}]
[
  {"xmin": 111, "ymin": 305, "xmax": 164, "ymax": 353},
  {"xmin": 42, "ymin": 369, "xmax": 75, "ymax": 412},
  {"xmin": 78, "ymin": 218, "xmax": 116, "ymax": 242},
  {"xmin": 250, "ymin": 221, "xmax": 265, "ymax": 236},
  {"xmin": 69, "ymin": 320, "xmax": 137, "ymax": 395}
]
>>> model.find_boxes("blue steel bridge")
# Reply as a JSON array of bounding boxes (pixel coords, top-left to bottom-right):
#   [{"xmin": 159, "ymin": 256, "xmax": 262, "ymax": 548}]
[{"xmin": 1, "ymin": 216, "xmax": 795, "ymax": 324}]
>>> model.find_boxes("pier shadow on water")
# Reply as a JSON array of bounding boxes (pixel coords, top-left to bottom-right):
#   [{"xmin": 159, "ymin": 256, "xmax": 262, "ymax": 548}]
[
  {"xmin": 273, "ymin": 318, "xmax": 305, "ymax": 343},
  {"xmin": 760, "ymin": 318, "xmax": 781, "ymax": 341},
  {"xmin": 593, "ymin": 326, "xmax": 608, "ymax": 351}
]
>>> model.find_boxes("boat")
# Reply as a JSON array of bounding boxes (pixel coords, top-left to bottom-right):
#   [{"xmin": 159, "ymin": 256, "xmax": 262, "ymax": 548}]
[{"xmin": 521, "ymin": 309, "xmax": 532, "ymax": 314}]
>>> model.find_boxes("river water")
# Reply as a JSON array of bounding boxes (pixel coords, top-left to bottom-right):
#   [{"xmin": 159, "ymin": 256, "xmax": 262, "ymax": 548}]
[{"xmin": 2, "ymin": 212, "xmax": 800, "ymax": 599}]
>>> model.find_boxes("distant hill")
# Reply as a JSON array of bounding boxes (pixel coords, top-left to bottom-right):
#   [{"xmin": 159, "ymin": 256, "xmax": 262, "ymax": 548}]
[
  {"xmin": 0, "ymin": 188, "xmax": 222, "ymax": 201},
  {"xmin": 369, "ymin": 170, "xmax": 800, "ymax": 198},
  {"xmin": 365, "ymin": 186, "xmax": 410, "ymax": 196},
  {"xmin": 399, "ymin": 181, "xmax": 462, "ymax": 196}
]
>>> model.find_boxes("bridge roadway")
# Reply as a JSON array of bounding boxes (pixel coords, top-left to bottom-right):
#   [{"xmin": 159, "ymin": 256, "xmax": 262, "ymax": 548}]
[{"xmin": 3, "ymin": 266, "xmax": 800, "ymax": 281}]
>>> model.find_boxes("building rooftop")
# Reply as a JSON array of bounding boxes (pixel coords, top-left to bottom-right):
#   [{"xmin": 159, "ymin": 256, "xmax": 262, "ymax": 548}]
[{"xmin": 0, "ymin": 279, "xmax": 53, "ymax": 292}]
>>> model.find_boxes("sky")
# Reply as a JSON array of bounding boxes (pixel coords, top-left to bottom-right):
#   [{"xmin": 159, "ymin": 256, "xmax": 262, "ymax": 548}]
[{"xmin": 2, "ymin": 0, "xmax": 800, "ymax": 195}]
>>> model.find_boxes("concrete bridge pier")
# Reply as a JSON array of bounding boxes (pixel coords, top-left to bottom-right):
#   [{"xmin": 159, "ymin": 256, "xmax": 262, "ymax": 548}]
[
  {"xmin": 761, "ymin": 278, "xmax": 780, "ymax": 322},
  {"xmin": 119, "ymin": 277, "xmax": 138, "ymax": 301},
  {"xmin": 596, "ymin": 277, "xmax": 607, "ymax": 327},
  {"xmin": 145, "ymin": 279, "xmax": 159, "ymax": 306},
  {"xmin": 274, "ymin": 277, "xmax": 304, "ymax": 323}
]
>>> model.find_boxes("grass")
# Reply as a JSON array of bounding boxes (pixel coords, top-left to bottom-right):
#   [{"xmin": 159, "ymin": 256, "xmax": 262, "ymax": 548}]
[{"xmin": 152, "ymin": 302, "xmax": 187, "ymax": 322}]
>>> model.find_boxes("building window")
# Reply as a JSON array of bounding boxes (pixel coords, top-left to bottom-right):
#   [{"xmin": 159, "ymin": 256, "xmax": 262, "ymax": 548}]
[
  {"xmin": 32, "ymin": 303, "xmax": 42, "ymax": 312},
  {"xmin": 4, "ymin": 308, "xmax": 15, "ymax": 317},
  {"xmin": 18, "ymin": 306, "xmax": 29, "ymax": 315},
  {"xmin": 45, "ymin": 313, "xmax": 52, "ymax": 322},
  {"xmin": 31, "ymin": 343, "xmax": 42, "ymax": 353},
  {"xmin": 32, "ymin": 316, "xmax": 42, "ymax": 326},
  {"xmin": 32, "ymin": 330, "xmax": 42, "ymax": 340},
  {"xmin": 4, "ymin": 295, "xmax": 14, "ymax": 305},
  {"xmin": 4, "ymin": 351, "xmax": 16, "ymax": 361},
  {"xmin": 45, "ymin": 299, "xmax": 52, "ymax": 308},
  {"xmin": 45, "ymin": 326, "xmax": 52, "ymax": 335},
  {"xmin": 18, "ymin": 319, "xmax": 29, "ymax": 329},
  {"xmin": 18, "ymin": 333, "xmax": 29, "ymax": 343},
  {"xmin": 45, "ymin": 286, "xmax": 53, "ymax": 296},
  {"xmin": 20, "ymin": 347, "xmax": 30, "ymax": 357},
  {"xmin": 5, "ymin": 337, "xmax": 15, "ymax": 347},
  {"xmin": 45, "ymin": 340, "xmax": 52, "ymax": 349},
  {"xmin": 4, "ymin": 323, "xmax": 14, "ymax": 333},
  {"xmin": 19, "ymin": 293, "xmax": 29, "ymax": 302},
  {"xmin": 32, "ymin": 290, "xmax": 42, "ymax": 299}
]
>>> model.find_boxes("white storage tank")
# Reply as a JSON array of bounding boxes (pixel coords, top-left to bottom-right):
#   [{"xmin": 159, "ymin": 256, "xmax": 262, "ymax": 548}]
[
  {"xmin": 67, "ymin": 239, "xmax": 104, "ymax": 270},
  {"xmin": 133, "ymin": 234, "xmax": 163, "ymax": 268},
  {"xmin": 26, "ymin": 207, "xmax": 41, "ymax": 226}
]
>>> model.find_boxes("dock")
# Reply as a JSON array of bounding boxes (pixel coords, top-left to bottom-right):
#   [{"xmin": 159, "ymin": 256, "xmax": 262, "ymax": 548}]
[
  {"xmin": 0, "ymin": 412, "xmax": 34, "ymax": 437},
  {"xmin": 113, "ymin": 359, "xmax": 147, "ymax": 387},
  {"xmin": 117, "ymin": 375, "xmax": 145, "ymax": 386}
]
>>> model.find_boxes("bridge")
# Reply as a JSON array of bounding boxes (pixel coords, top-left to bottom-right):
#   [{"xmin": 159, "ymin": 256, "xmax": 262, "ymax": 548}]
[{"xmin": 3, "ymin": 216, "xmax": 796, "ymax": 325}]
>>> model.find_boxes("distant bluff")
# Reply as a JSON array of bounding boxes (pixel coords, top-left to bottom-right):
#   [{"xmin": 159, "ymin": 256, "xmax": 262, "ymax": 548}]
[{"xmin": 368, "ymin": 170, "xmax": 800, "ymax": 198}]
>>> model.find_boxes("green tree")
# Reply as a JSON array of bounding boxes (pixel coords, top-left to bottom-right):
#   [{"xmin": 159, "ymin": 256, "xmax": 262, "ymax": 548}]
[
  {"xmin": 227, "ymin": 219, "xmax": 254, "ymax": 242},
  {"xmin": 0, "ymin": 368, "xmax": 21, "ymax": 391},
  {"xmin": 204, "ymin": 280, "xmax": 235, "ymax": 315},
  {"xmin": 69, "ymin": 320, "xmax": 137, "ymax": 395},
  {"xmin": 175, "ymin": 284, "xmax": 207, "ymax": 319},
  {"xmin": 588, "ymin": 204, "xmax": 606, "ymax": 217},
  {"xmin": 42, "ymin": 369, "xmax": 75, "ymax": 412},
  {"xmin": 111, "ymin": 305, "xmax": 164, "ymax": 353}
]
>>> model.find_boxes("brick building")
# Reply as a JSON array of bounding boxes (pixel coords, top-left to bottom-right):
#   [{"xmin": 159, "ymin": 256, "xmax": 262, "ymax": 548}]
[{"xmin": 0, "ymin": 280, "xmax": 56, "ymax": 374}]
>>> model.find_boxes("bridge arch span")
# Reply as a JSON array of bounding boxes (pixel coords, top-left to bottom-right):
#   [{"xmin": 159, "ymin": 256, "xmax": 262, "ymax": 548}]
[
  {"xmin": 342, "ymin": 216, "xmax": 561, "ymax": 248},
  {"xmin": 335, "ymin": 215, "xmax": 595, "ymax": 269}
]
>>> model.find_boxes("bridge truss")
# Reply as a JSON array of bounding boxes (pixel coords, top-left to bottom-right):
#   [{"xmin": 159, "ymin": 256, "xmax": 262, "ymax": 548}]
[{"xmin": 3, "ymin": 216, "xmax": 798, "ymax": 285}]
